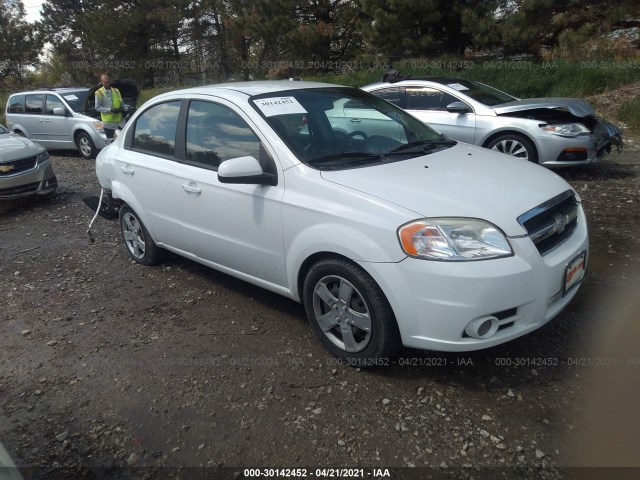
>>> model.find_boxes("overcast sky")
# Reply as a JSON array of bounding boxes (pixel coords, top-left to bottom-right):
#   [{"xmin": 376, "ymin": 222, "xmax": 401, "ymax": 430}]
[{"xmin": 23, "ymin": 0, "xmax": 43, "ymax": 23}]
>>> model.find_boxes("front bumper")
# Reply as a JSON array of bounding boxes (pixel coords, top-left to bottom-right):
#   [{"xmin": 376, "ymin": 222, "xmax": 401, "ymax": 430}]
[
  {"xmin": 359, "ymin": 207, "xmax": 588, "ymax": 352},
  {"xmin": 536, "ymin": 120, "xmax": 623, "ymax": 168},
  {"xmin": 0, "ymin": 160, "xmax": 58, "ymax": 199}
]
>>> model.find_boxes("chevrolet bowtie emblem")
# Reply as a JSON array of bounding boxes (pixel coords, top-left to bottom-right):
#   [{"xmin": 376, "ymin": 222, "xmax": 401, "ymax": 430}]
[
  {"xmin": 0, "ymin": 164, "xmax": 16, "ymax": 173},
  {"xmin": 552, "ymin": 213, "xmax": 569, "ymax": 234}
]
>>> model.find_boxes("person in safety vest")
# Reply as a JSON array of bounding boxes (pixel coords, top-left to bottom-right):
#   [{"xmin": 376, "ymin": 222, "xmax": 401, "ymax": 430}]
[{"xmin": 95, "ymin": 74, "xmax": 130, "ymax": 139}]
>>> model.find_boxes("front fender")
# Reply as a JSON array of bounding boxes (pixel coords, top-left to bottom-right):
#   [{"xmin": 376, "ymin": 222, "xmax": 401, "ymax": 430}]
[{"xmin": 285, "ymin": 222, "xmax": 405, "ymax": 301}]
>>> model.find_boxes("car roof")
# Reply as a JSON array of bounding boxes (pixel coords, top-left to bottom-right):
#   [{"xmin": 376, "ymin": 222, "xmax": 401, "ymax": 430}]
[
  {"xmin": 11, "ymin": 87, "xmax": 90, "ymax": 95},
  {"xmin": 157, "ymin": 80, "xmax": 343, "ymax": 100},
  {"xmin": 364, "ymin": 77, "xmax": 476, "ymax": 89}
]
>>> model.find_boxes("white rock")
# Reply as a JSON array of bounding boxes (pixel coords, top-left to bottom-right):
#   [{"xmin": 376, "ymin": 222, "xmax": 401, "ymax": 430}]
[
  {"xmin": 536, "ymin": 449, "xmax": 545, "ymax": 459},
  {"xmin": 382, "ymin": 398, "xmax": 390, "ymax": 405}
]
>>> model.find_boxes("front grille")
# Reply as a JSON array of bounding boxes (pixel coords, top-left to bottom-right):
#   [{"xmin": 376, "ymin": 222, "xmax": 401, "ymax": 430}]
[
  {"xmin": 0, "ymin": 156, "xmax": 38, "ymax": 176},
  {"xmin": 0, "ymin": 181, "xmax": 40, "ymax": 196},
  {"xmin": 518, "ymin": 190, "xmax": 579, "ymax": 255}
]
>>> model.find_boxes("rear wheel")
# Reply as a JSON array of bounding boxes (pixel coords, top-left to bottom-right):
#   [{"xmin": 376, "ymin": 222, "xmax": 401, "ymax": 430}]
[
  {"xmin": 119, "ymin": 205, "xmax": 164, "ymax": 265},
  {"xmin": 303, "ymin": 258, "xmax": 400, "ymax": 367},
  {"xmin": 486, "ymin": 133, "xmax": 538, "ymax": 163},
  {"xmin": 76, "ymin": 131, "xmax": 98, "ymax": 159}
]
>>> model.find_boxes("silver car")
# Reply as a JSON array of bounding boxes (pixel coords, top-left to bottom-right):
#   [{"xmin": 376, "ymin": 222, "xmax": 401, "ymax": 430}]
[
  {"xmin": 362, "ymin": 77, "xmax": 623, "ymax": 167},
  {"xmin": 0, "ymin": 124, "xmax": 57, "ymax": 200}
]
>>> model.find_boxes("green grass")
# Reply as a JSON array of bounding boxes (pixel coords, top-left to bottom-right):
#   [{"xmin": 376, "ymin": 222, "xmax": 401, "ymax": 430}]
[
  {"xmin": 306, "ymin": 59, "xmax": 640, "ymax": 99},
  {"xmin": 618, "ymin": 95, "xmax": 640, "ymax": 129}
]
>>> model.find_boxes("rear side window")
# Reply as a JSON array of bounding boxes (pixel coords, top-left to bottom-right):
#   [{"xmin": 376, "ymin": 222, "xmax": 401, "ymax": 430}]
[
  {"xmin": 371, "ymin": 87, "xmax": 404, "ymax": 107},
  {"xmin": 406, "ymin": 87, "xmax": 460, "ymax": 111},
  {"xmin": 132, "ymin": 101, "xmax": 181, "ymax": 157},
  {"xmin": 25, "ymin": 94, "xmax": 44, "ymax": 114},
  {"xmin": 186, "ymin": 100, "xmax": 260, "ymax": 169},
  {"xmin": 7, "ymin": 95, "xmax": 24, "ymax": 113},
  {"xmin": 46, "ymin": 95, "xmax": 65, "ymax": 115}
]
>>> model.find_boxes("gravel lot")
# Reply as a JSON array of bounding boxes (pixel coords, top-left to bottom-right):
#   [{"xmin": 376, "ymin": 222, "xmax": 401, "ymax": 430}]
[{"xmin": 1, "ymin": 143, "xmax": 639, "ymax": 480}]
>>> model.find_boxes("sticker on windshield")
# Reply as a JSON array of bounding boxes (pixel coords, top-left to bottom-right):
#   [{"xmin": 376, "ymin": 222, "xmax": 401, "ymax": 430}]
[
  {"xmin": 253, "ymin": 97, "xmax": 307, "ymax": 117},
  {"xmin": 447, "ymin": 83, "xmax": 470, "ymax": 92},
  {"xmin": 63, "ymin": 94, "xmax": 79, "ymax": 100}
]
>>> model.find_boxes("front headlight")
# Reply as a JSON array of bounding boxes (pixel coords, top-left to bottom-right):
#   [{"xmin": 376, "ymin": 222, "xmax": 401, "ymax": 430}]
[
  {"xmin": 398, "ymin": 218, "xmax": 513, "ymax": 261},
  {"xmin": 36, "ymin": 151, "xmax": 49, "ymax": 164},
  {"xmin": 94, "ymin": 121, "xmax": 104, "ymax": 130},
  {"xmin": 541, "ymin": 123, "xmax": 590, "ymax": 137}
]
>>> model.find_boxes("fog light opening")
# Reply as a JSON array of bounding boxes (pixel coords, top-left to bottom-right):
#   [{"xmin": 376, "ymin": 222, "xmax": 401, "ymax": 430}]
[{"xmin": 465, "ymin": 316, "xmax": 499, "ymax": 339}]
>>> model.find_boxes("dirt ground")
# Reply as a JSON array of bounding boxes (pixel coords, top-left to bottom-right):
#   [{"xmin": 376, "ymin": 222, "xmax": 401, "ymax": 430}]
[{"xmin": 1, "ymin": 141, "xmax": 639, "ymax": 480}]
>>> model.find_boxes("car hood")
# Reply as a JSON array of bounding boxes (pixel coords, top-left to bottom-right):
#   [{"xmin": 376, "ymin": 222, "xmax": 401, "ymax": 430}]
[
  {"xmin": 493, "ymin": 98, "xmax": 595, "ymax": 117},
  {"xmin": 0, "ymin": 134, "xmax": 43, "ymax": 162},
  {"xmin": 320, "ymin": 143, "xmax": 574, "ymax": 236}
]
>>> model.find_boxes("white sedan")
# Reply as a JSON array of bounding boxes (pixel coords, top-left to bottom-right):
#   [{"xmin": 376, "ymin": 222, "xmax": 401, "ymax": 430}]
[{"xmin": 95, "ymin": 81, "xmax": 588, "ymax": 365}]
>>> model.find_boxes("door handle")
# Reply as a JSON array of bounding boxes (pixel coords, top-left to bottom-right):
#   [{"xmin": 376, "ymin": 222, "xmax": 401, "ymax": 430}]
[
  {"xmin": 349, "ymin": 119, "xmax": 362, "ymax": 124},
  {"xmin": 182, "ymin": 184, "xmax": 201, "ymax": 194},
  {"xmin": 121, "ymin": 167, "xmax": 134, "ymax": 175}
]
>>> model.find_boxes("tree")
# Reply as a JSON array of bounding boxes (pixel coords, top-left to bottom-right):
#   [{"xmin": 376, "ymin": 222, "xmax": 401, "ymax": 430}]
[
  {"xmin": 0, "ymin": 0, "xmax": 42, "ymax": 87},
  {"xmin": 357, "ymin": 0, "xmax": 502, "ymax": 58}
]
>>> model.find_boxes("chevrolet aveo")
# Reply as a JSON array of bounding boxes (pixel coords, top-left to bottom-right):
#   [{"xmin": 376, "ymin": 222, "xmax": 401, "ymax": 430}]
[{"xmin": 95, "ymin": 81, "xmax": 588, "ymax": 366}]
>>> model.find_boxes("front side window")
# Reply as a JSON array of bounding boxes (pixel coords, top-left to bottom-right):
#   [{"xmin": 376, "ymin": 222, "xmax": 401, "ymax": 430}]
[
  {"xmin": 60, "ymin": 90, "xmax": 88, "ymax": 112},
  {"xmin": 406, "ymin": 87, "xmax": 460, "ymax": 111},
  {"xmin": 132, "ymin": 101, "xmax": 181, "ymax": 157},
  {"xmin": 46, "ymin": 95, "xmax": 65, "ymax": 115},
  {"xmin": 186, "ymin": 101, "xmax": 260, "ymax": 169},
  {"xmin": 25, "ymin": 94, "xmax": 44, "ymax": 114},
  {"xmin": 8, "ymin": 95, "xmax": 24, "ymax": 113}
]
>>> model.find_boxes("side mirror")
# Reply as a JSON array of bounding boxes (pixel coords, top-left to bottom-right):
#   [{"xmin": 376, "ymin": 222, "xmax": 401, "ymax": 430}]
[
  {"xmin": 53, "ymin": 107, "xmax": 67, "ymax": 116},
  {"xmin": 446, "ymin": 102, "xmax": 471, "ymax": 114},
  {"xmin": 218, "ymin": 156, "xmax": 277, "ymax": 186}
]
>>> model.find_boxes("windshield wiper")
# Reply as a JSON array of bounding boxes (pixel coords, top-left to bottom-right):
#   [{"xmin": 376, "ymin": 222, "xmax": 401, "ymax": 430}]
[
  {"xmin": 386, "ymin": 139, "xmax": 457, "ymax": 156},
  {"xmin": 307, "ymin": 152, "xmax": 383, "ymax": 168}
]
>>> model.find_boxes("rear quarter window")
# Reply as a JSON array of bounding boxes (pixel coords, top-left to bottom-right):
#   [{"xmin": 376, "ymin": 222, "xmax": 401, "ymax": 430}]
[
  {"xmin": 131, "ymin": 101, "xmax": 181, "ymax": 158},
  {"xmin": 7, "ymin": 95, "xmax": 25, "ymax": 113}
]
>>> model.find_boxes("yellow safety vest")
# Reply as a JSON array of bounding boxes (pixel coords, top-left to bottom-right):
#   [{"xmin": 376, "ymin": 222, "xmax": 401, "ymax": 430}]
[{"xmin": 97, "ymin": 87, "xmax": 123, "ymax": 123}]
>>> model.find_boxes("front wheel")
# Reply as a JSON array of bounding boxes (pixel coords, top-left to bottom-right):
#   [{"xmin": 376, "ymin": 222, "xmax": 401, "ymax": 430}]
[
  {"xmin": 76, "ymin": 131, "xmax": 98, "ymax": 159},
  {"xmin": 119, "ymin": 205, "xmax": 164, "ymax": 265},
  {"xmin": 302, "ymin": 258, "xmax": 400, "ymax": 366},
  {"xmin": 486, "ymin": 133, "xmax": 538, "ymax": 163}
]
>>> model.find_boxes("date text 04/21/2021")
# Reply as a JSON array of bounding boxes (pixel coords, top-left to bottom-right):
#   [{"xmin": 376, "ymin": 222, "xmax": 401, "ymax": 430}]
[{"xmin": 243, "ymin": 468, "xmax": 391, "ymax": 478}]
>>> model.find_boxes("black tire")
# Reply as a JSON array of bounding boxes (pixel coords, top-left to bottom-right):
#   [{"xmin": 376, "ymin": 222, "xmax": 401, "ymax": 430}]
[
  {"xmin": 118, "ymin": 205, "xmax": 164, "ymax": 265},
  {"xmin": 76, "ymin": 131, "xmax": 98, "ymax": 159},
  {"xmin": 485, "ymin": 133, "xmax": 538, "ymax": 163},
  {"xmin": 302, "ymin": 257, "xmax": 401, "ymax": 367}
]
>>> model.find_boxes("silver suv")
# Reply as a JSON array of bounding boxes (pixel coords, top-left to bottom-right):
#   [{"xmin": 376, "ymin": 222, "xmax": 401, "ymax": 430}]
[{"xmin": 5, "ymin": 81, "xmax": 138, "ymax": 159}]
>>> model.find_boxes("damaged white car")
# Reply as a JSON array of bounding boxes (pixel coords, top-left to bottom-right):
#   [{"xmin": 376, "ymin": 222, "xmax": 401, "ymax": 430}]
[
  {"xmin": 93, "ymin": 81, "xmax": 588, "ymax": 365},
  {"xmin": 362, "ymin": 77, "xmax": 622, "ymax": 167}
]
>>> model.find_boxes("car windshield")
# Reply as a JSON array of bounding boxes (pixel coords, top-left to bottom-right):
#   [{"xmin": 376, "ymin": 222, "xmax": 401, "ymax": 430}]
[
  {"xmin": 59, "ymin": 90, "xmax": 88, "ymax": 111},
  {"xmin": 251, "ymin": 87, "xmax": 455, "ymax": 170},
  {"xmin": 445, "ymin": 80, "xmax": 517, "ymax": 106}
]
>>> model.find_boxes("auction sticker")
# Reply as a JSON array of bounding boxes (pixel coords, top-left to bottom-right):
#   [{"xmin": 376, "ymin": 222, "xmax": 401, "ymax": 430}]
[{"xmin": 253, "ymin": 97, "xmax": 307, "ymax": 117}]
